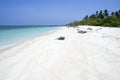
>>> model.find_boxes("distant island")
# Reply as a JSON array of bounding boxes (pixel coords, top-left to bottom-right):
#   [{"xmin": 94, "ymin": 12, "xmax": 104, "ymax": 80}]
[{"xmin": 67, "ymin": 9, "xmax": 120, "ymax": 27}]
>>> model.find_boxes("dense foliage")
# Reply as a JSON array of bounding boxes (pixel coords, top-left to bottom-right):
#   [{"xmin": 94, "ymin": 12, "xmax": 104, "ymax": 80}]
[{"xmin": 67, "ymin": 9, "xmax": 120, "ymax": 27}]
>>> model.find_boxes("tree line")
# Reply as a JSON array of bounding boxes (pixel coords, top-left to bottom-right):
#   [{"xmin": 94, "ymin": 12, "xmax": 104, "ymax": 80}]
[{"xmin": 67, "ymin": 9, "xmax": 120, "ymax": 27}]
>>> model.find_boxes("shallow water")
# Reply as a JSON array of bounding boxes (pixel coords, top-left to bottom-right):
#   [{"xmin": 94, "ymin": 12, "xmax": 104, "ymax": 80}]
[{"xmin": 0, "ymin": 25, "xmax": 60, "ymax": 47}]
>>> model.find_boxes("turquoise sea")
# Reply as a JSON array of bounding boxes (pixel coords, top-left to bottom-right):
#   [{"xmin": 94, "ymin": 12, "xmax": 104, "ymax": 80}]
[{"xmin": 0, "ymin": 25, "xmax": 61, "ymax": 47}]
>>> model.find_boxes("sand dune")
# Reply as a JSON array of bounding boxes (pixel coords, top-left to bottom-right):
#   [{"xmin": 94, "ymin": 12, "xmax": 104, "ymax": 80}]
[{"xmin": 0, "ymin": 26, "xmax": 120, "ymax": 80}]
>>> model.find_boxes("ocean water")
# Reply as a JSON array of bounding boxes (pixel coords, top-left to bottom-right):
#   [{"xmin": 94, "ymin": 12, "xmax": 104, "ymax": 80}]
[{"xmin": 0, "ymin": 25, "xmax": 61, "ymax": 47}]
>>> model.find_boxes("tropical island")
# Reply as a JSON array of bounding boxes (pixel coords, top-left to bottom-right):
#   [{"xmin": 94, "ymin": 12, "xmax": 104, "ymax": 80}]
[
  {"xmin": 0, "ymin": 0, "xmax": 120, "ymax": 79},
  {"xmin": 67, "ymin": 9, "xmax": 120, "ymax": 27}
]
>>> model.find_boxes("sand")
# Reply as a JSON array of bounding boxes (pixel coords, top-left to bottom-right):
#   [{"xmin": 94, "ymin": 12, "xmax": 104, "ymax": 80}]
[{"xmin": 0, "ymin": 26, "xmax": 120, "ymax": 80}]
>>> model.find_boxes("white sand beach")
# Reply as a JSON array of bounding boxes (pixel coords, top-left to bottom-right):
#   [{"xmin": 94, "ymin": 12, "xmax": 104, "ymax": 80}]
[{"xmin": 0, "ymin": 26, "xmax": 120, "ymax": 80}]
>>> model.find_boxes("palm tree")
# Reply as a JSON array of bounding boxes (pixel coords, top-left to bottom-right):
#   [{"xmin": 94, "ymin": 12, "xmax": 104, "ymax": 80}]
[
  {"xmin": 117, "ymin": 10, "xmax": 120, "ymax": 19},
  {"xmin": 118, "ymin": 10, "xmax": 120, "ymax": 14},
  {"xmin": 84, "ymin": 15, "xmax": 89, "ymax": 25},
  {"xmin": 84, "ymin": 15, "xmax": 89, "ymax": 20},
  {"xmin": 104, "ymin": 9, "xmax": 109, "ymax": 17},
  {"xmin": 96, "ymin": 11, "xmax": 99, "ymax": 18},
  {"xmin": 111, "ymin": 12, "xmax": 114, "ymax": 16},
  {"xmin": 115, "ymin": 11, "xmax": 119, "ymax": 17},
  {"xmin": 99, "ymin": 10, "xmax": 104, "ymax": 19}
]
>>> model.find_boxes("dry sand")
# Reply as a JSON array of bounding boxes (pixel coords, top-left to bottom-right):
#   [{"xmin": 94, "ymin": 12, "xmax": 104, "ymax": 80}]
[{"xmin": 0, "ymin": 26, "xmax": 120, "ymax": 80}]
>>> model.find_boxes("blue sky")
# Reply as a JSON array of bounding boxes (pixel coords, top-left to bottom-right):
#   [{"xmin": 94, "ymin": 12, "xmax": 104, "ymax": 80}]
[{"xmin": 0, "ymin": 0, "xmax": 120, "ymax": 25}]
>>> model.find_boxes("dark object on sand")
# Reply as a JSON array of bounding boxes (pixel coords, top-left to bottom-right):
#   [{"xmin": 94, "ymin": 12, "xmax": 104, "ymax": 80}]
[
  {"xmin": 87, "ymin": 28, "xmax": 93, "ymax": 30},
  {"xmin": 96, "ymin": 28, "xmax": 102, "ymax": 31},
  {"xmin": 56, "ymin": 36, "xmax": 65, "ymax": 40},
  {"xmin": 78, "ymin": 30, "xmax": 87, "ymax": 34}
]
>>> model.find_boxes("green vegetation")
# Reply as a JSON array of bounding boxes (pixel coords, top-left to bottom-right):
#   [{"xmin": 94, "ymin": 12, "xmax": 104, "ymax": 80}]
[{"xmin": 67, "ymin": 9, "xmax": 120, "ymax": 27}]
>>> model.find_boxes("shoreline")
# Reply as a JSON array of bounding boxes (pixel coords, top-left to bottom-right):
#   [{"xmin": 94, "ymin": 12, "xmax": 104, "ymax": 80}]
[{"xmin": 0, "ymin": 26, "xmax": 64, "ymax": 53}]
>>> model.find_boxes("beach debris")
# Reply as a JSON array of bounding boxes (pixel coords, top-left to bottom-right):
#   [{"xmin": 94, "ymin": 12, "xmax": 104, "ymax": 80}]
[
  {"xmin": 77, "ymin": 29, "xmax": 87, "ymax": 34},
  {"xmin": 87, "ymin": 28, "xmax": 93, "ymax": 30},
  {"xmin": 78, "ymin": 30, "xmax": 87, "ymax": 34},
  {"xmin": 56, "ymin": 36, "xmax": 65, "ymax": 40},
  {"xmin": 95, "ymin": 28, "xmax": 102, "ymax": 31}
]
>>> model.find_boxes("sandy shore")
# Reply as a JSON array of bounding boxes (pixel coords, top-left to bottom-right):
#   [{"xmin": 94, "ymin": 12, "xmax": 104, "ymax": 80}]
[{"xmin": 0, "ymin": 26, "xmax": 120, "ymax": 80}]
